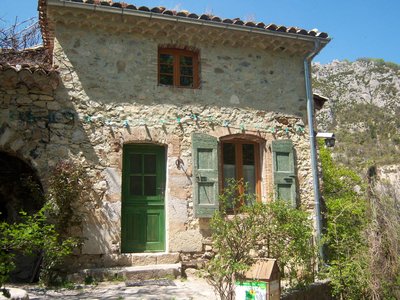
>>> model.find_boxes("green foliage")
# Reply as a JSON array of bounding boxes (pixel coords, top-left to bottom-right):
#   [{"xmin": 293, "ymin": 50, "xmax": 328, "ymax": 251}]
[
  {"xmin": 206, "ymin": 180, "xmax": 315, "ymax": 299},
  {"xmin": 0, "ymin": 160, "xmax": 84, "ymax": 292},
  {"xmin": 356, "ymin": 57, "xmax": 400, "ymax": 72},
  {"xmin": 0, "ymin": 204, "xmax": 79, "ymax": 290},
  {"xmin": 320, "ymin": 142, "xmax": 369, "ymax": 299},
  {"xmin": 332, "ymin": 103, "xmax": 400, "ymax": 170},
  {"xmin": 320, "ymin": 143, "xmax": 400, "ymax": 299}
]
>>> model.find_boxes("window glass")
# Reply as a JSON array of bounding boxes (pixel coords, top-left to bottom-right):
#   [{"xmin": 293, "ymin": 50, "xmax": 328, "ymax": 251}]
[
  {"xmin": 223, "ymin": 143, "xmax": 236, "ymax": 183},
  {"xmin": 130, "ymin": 154, "xmax": 142, "ymax": 173},
  {"xmin": 180, "ymin": 76, "xmax": 193, "ymax": 87},
  {"xmin": 242, "ymin": 144, "xmax": 256, "ymax": 194},
  {"xmin": 159, "ymin": 53, "xmax": 173, "ymax": 64},
  {"xmin": 222, "ymin": 140, "xmax": 260, "ymax": 203},
  {"xmin": 180, "ymin": 67, "xmax": 193, "ymax": 76},
  {"xmin": 160, "ymin": 75, "xmax": 173, "ymax": 85},
  {"xmin": 130, "ymin": 176, "xmax": 142, "ymax": 196},
  {"xmin": 144, "ymin": 176, "xmax": 156, "ymax": 196},
  {"xmin": 144, "ymin": 154, "xmax": 156, "ymax": 174},
  {"xmin": 160, "ymin": 64, "xmax": 173, "ymax": 74},
  {"xmin": 180, "ymin": 56, "xmax": 193, "ymax": 66},
  {"xmin": 158, "ymin": 49, "xmax": 198, "ymax": 88}
]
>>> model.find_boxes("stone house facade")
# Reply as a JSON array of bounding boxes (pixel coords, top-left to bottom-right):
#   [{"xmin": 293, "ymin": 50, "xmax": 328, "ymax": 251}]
[{"xmin": 0, "ymin": 0, "xmax": 329, "ymax": 269}]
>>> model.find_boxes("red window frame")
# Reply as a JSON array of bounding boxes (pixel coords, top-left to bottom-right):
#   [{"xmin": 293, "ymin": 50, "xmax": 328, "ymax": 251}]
[{"xmin": 158, "ymin": 48, "xmax": 200, "ymax": 88}]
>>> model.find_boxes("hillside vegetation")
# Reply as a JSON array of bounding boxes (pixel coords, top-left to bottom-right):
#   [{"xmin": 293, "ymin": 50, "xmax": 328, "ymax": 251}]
[{"xmin": 312, "ymin": 58, "xmax": 400, "ymax": 170}]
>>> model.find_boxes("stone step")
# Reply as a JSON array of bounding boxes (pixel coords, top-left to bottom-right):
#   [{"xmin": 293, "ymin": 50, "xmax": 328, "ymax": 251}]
[
  {"xmin": 125, "ymin": 252, "xmax": 181, "ymax": 266},
  {"xmin": 70, "ymin": 263, "xmax": 181, "ymax": 282}
]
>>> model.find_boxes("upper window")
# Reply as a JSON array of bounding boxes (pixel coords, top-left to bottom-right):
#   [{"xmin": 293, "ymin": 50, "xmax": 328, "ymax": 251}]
[
  {"xmin": 158, "ymin": 48, "xmax": 199, "ymax": 88},
  {"xmin": 221, "ymin": 139, "xmax": 261, "ymax": 202}
]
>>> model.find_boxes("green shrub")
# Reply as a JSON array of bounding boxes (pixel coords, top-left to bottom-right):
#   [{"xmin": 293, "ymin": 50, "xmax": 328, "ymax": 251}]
[{"xmin": 206, "ymin": 180, "xmax": 315, "ymax": 299}]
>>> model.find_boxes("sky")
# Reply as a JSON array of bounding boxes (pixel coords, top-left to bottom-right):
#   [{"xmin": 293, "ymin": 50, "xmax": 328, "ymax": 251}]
[{"xmin": 1, "ymin": 0, "xmax": 400, "ymax": 65}]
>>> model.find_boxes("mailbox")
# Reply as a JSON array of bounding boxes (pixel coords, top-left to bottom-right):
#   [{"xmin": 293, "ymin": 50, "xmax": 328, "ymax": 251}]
[{"xmin": 235, "ymin": 259, "xmax": 280, "ymax": 300}]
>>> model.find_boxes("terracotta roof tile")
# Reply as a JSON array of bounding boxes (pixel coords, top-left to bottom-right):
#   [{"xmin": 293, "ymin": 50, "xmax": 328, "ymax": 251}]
[
  {"xmin": 199, "ymin": 14, "xmax": 211, "ymax": 21},
  {"xmin": 163, "ymin": 10, "xmax": 174, "ymax": 16},
  {"xmin": 222, "ymin": 18, "xmax": 233, "ymax": 24},
  {"xmin": 38, "ymin": 0, "xmax": 330, "ymax": 52},
  {"xmin": 244, "ymin": 21, "xmax": 256, "ymax": 27},
  {"xmin": 0, "ymin": 62, "xmax": 58, "ymax": 75},
  {"xmin": 211, "ymin": 16, "xmax": 222, "ymax": 22},
  {"xmin": 188, "ymin": 13, "xmax": 199, "ymax": 19},
  {"xmin": 256, "ymin": 22, "xmax": 265, "ymax": 28},
  {"xmin": 177, "ymin": 11, "xmax": 189, "ymax": 17},
  {"xmin": 0, "ymin": 47, "xmax": 53, "ymax": 70}
]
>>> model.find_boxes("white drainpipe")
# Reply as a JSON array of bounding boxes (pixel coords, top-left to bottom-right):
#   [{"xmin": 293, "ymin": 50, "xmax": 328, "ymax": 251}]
[{"xmin": 304, "ymin": 40, "xmax": 324, "ymax": 263}]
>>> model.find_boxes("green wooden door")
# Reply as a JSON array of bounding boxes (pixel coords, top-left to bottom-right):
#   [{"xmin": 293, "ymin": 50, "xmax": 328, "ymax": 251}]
[
  {"xmin": 272, "ymin": 140, "xmax": 297, "ymax": 207},
  {"xmin": 121, "ymin": 145, "xmax": 166, "ymax": 252}
]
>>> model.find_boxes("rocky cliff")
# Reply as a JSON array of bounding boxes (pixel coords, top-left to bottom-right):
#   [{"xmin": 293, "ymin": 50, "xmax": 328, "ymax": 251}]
[{"xmin": 312, "ymin": 59, "xmax": 400, "ymax": 172}]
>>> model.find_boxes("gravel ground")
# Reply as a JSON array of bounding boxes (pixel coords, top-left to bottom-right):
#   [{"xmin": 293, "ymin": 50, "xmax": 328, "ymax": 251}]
[{"xmin": 4, "ymin": 276, "xmax": 218, "ymax": 300}]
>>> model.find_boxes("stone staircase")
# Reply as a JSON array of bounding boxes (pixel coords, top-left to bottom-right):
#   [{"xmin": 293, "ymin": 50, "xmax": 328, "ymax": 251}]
[{"xmin": 69, "ymin": 253, "xmax": 182, "ymax": 282}]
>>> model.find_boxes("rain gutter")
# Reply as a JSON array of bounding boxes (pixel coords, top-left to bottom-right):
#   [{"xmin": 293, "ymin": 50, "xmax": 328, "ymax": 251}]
[{"xmin": 304, "ymin": 39, "xmax": 324, "ymax": 263}]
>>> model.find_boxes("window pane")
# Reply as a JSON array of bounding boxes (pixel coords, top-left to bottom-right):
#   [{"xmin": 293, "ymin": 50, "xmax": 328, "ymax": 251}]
[
  {"xmin": 180, "ymin": 66, "xmax": 193, "ymax": 76},
  {"xmin": 242, "ymin": 144, "xmax": 255, "ymax": 165},
  {"xmin": 130, "ymin": 176, "xmax": 142, "ymax": 195},
  {"xmin": 223, "ymin": 143, "xmax": 236, "ymax": 184},
  {"xmin": 223, "ymin": 143, "xmax": 236, "ymax": 164},
  {"xmin": 180, "ymin": 56, "xmax": 193, "ymax": 66},
  {"xmin": 180, "ymin": 76, "xmax": 193, "ymax": 87},
  {"xmin": 159, "ymin": 53, "xmax": 173, "ymax": 64},
  {"xmin": 144, "ymin": 154, "xmax": 156, "ymax": 174},
  {"xmin": 243, "ymin": 165, "xmax": 256, "ymax": 194},
  {"xmin": 243, "ymin": 144, "xmax": 256, "ymax": 195},
  {"xmin": 160, "ymin": 64, "xmax": 173, "ymax": 74},
  {"xmin": 130, "ymin": 154, "xmax": 142, "ymax": 173},
  {"xmin": 160, "ymin": 74, "xmax": 173, "ymax": 85},
  {"xmin": 144, "ymin": 176, "xmax": 156, "ymax": 196}
]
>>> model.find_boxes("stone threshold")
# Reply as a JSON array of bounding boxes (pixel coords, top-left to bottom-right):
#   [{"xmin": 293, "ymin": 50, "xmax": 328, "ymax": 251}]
[{"xmin": 120, "ymin": 252, "xmax": 181, "ymax": 266}]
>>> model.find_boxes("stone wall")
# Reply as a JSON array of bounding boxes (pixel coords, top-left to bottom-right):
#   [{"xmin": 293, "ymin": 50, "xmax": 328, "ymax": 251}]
[{"xmin": 0, "ymin": 6, "xmax": 317, "ymax": 269}]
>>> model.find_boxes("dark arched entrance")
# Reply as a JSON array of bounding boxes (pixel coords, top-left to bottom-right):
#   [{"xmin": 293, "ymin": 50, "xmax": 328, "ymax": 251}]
[{"xmin": 0, "ymin": 151, "xmax": 44, "ymax": 282}]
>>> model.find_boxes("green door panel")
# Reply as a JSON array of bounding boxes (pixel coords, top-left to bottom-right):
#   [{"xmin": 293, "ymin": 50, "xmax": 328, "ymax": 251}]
[
  {"xmin": 191, "ymin": 133, "xmax": 219, "ymax": 218},
  {"xmin": 121, "ymin": 145, "xmax": 166, "ymax": 253}
]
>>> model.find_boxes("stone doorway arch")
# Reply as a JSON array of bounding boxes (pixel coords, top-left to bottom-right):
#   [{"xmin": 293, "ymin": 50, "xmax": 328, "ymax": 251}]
[{"xmin": 0, "ymin": 151, "xmax": 44, "ymax": 282}]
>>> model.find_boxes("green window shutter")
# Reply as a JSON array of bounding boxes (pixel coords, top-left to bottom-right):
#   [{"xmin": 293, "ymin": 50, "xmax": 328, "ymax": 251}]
[
  {"xmin": 272, "ymin": 139, "xmax": 297, "ymax": 207},
  {"xmin": 192, "ymin": 133, "xmax": 219, "ymax": 218}
]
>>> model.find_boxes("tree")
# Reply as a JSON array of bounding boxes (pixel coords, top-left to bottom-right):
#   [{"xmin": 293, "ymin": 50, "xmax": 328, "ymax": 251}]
[{"xmin": 0, "ymin": 17, "xmax": 41, "ymax": 50}]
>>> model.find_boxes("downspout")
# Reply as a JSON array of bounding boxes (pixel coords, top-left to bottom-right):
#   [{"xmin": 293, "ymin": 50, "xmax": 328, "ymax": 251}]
[{"xmin": 304, "ymin": 39, "xmax": 324, "ymax": 263}]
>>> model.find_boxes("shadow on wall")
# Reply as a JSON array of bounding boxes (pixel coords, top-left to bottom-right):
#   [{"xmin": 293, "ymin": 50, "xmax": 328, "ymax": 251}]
[{"xmin": 0, "ymin": 64, "xmax": 121, "ymax": 267}]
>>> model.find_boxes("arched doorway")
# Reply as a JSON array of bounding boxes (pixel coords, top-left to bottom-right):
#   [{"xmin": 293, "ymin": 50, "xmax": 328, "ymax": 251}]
[{"xmin": 0, "ymin": 151, "xmax": 44, "ymax": 282}]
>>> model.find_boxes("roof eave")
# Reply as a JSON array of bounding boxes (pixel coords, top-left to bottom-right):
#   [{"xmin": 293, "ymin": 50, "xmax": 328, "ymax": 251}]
[{"xmin": 42, "ymin": 0, "xmax": 330, "ymax": 50}]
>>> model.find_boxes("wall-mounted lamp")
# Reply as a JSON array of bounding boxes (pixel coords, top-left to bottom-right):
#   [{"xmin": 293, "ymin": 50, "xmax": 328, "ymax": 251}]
[{"xmin": 316, "ymin": 132, "xmax": 336, "ymax": 147}]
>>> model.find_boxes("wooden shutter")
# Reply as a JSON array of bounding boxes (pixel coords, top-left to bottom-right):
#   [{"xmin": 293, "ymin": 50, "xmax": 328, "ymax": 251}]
[
  {"xmin": 272, "ymin": 140, "xmax": 297, "ymax": 207},
  {"xmin": 192, "ymin": 133, "xmax": 219, "ymax": 218}
]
